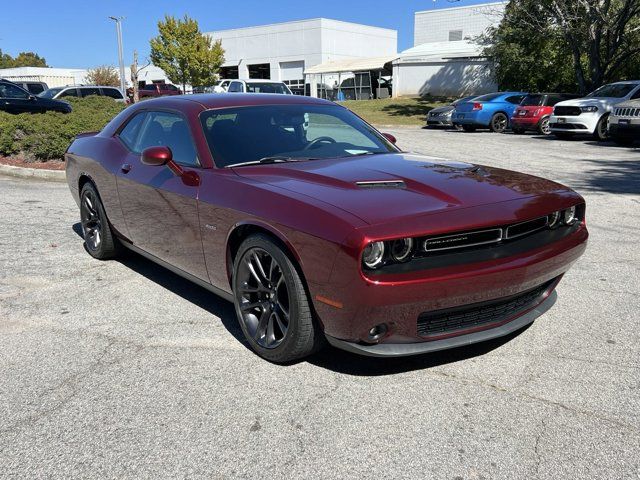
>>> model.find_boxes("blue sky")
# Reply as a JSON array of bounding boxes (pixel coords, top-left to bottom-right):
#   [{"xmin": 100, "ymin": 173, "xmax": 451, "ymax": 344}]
[{"xmin": 1, "ymin": 0, "xmax": 497, "ymax": 68}]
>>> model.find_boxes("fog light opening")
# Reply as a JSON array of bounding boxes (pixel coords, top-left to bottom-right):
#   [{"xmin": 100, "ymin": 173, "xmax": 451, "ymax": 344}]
[{"xmin": 368, "ymin": 323, "xmax": 389, "ymax": 342}]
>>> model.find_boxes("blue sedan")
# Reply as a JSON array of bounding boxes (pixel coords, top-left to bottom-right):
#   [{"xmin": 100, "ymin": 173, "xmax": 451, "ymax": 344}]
[{"xmin": 453, "ymin": 92, "xmax": 528, "ymax": 133}]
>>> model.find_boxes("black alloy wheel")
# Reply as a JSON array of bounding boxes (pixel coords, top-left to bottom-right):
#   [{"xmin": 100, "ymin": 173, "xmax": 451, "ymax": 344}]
[
  {"xmin": 490, "ymin": 113, "xmax": 509, "ymax": 133},
  {"xmin": 79, "ymin": 183, "xmax": 120, "ymax": 259},
  {"xmin": 236, "ymin": 247, "xmax": 291, "ymax": 349},
  {"xmin": 233, "ymin": 234, "xmax": 322, "ymax": 362}
]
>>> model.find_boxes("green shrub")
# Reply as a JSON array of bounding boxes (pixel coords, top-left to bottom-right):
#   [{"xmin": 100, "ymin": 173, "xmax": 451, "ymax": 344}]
[{"xmin": 0, "ymin": 96, "xmax": 127, "ymax": 161}]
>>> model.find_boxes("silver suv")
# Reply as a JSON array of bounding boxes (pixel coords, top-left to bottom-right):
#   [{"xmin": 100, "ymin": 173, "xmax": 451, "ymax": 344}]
[{"xmin": 39, "ymin": 85, "xmax": 126, "ymax": 102}]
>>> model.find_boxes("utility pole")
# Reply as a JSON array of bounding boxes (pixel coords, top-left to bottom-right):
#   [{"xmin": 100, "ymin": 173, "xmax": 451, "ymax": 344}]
[{"xmin": 109, "ymin": 16, "xmax": 126, "ymax": 97}]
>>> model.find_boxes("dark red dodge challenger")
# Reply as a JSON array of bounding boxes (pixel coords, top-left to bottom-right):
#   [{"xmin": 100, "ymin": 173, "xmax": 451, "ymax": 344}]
[{"xmin": 65, "ymin": 94, "xmax": 588, "ymax": 362}]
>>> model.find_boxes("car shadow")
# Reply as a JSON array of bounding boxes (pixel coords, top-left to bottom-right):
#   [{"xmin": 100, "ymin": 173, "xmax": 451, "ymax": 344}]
[
  {"xmin": 71, "ymin": 222, "xmax": 531, "ymax": 374},
  {"xmin": 71, "ymin": 223, "xmax": 246, "ymax": 347},
  {"xmin": 307, "ymin": 326, "xmax": 530, "ymax": 376}
]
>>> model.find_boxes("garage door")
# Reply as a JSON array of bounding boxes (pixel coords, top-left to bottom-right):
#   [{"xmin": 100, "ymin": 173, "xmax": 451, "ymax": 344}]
[{"xmin": 279, "ymin": 61, "xmax": 305, "ymax": 81}]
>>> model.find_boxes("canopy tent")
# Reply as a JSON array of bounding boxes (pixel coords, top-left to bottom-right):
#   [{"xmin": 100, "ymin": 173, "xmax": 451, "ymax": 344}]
[{"xmin": 304, "ymin": 55, "xmax": 397, "ymax": 100}]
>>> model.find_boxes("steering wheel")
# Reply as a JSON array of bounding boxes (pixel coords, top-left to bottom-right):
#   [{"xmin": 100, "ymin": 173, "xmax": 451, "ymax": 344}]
[{"xmin": 304, "ymin": 136, "xmax": 336, "ymax": 151}]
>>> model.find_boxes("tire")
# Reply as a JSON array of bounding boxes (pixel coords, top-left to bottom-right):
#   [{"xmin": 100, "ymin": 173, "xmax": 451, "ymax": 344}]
[
  {"xmin": 593, "ymin": 114, "xmax": 610, "ymax": 141},
  {"xmin": 79, "ymin": 183, "xmax": 121, "ymax": 260},
  {"xmin": 490, "ymin": 113, "xmax": 509, "ymax": 133},
  {"xmin": 512, "ymin": 127, "xmax": 526, "ymax": 135},
  {"xmin": 232, "ymin": 234, "xmax": 323, "ymax": 363},
  {"xmin": 538, "ymin": 117, "xmax": 552, "ymax": 135},
  {"xmin": 462, "ymin": 125, "xmax": 476, "ymax": 132}
]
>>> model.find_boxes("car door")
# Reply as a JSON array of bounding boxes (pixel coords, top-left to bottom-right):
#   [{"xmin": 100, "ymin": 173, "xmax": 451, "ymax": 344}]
[
  {"xmin": 0, "ymin": 82, "xmax": 34, "ymax": 114},
  {"xmin": 115, "ymin": 110, "xmax": 209, "ymax": 280}
]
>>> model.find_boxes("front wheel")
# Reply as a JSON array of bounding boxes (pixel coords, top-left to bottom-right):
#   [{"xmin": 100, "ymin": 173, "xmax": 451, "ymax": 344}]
[
  {"xmin": 233, "ymin": 234, "xmax": 323, "ymax": 362},
  {"xmin": 490, "ymin": 113, "xmax": 508, "ymax": 133},
  {"xmin": 593, "ymin": 114, "xmax": 610, "ymax": 141},
  {"xmin": 80, "ymin": 183, "xmax": 120, "ymax": 259}
]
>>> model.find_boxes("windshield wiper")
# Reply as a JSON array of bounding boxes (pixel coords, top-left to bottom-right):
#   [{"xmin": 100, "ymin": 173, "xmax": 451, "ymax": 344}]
[{"xmin": 226, "ymin": 156, "xmax": 301, "ymax": 168}]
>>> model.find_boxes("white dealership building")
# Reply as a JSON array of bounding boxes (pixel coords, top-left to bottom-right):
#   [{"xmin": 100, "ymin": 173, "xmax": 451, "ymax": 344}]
[{"xmin": 206, "ymin": 18, "xmax": 397, "ymax": 95}]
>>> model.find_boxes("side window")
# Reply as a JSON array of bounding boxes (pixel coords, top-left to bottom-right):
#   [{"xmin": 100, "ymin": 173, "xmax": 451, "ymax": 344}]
[
  {"xmin": 118, "ymin": 112, "xmax": 147, "ymax": 150},
  {"xmin": 631, "ymin": 87, "xmax": 640, "ymax": 100},
  {"xmin": 221, "ymin": 81, "xmax": 230, "ymax": 89},
  {"xmin": 168, "ymin": 85, "xmax": 179, "ymax": 91},
  {"xmin": 135, "ymin": 111, "xmax": 199, "ymax": 166},
  {"xmin": 102, "ymin": 88, "xmax": 123, "ymax": 99},
  {"xmin": 27, "ymin": 83, "xmax": 45, "ymax": 94},
  {"xmin": 228, "ymin": 82, "xmax": 242, "ymax": 93},
  {"xmin": 0, "ymin": 83, "xmax": 29, "ymax": 99},
  {"xmin": 506, "ymin": 95, "xmax": 525, "ymax": 104},
  {"xmin": 80, "ymin": 87, "xmax": 100, "ymax": 97},
  {"xmin": 60, "ymin": 88, "xmax": 78, "ymax": 97},
  {"xmin": 143, "ymin": 84, "xmax": 156, "ymax": 91}
]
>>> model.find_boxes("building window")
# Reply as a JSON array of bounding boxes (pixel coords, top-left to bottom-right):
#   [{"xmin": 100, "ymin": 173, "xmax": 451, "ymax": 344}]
[{"xmin": 449, "ymin": 30, "xmax": 463, "ymax": 41}]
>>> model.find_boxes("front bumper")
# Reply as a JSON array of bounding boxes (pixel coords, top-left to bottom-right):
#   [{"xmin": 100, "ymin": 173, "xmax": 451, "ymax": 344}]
[
  {"xmin": 549, "ymin": 113, "xmax": 599, "ymax": 134},
  {"xmin": 609, "ymin": 121, "xmax": 640, "ymax": 139},
  {"xmin": 511, "ymin": 116, "xmax": 541, "ymax": 129},
  {"xmin": 326, "ymin": 290, "xmax": 557, "ymax": 357},
  {"xmin": 426, "ymin": 115, "xmax": 453, "ymax": 127}
]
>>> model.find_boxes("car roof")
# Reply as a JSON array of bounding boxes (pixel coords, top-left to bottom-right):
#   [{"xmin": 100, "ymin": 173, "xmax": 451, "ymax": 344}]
[{"xmin": 132, "ymin": 93, "xmax": 334, "ymax": 110}]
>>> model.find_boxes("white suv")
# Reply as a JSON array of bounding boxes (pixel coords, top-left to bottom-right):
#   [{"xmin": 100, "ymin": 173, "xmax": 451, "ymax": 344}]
[
  {"xmin": 549, "ymin": 81, "xmax": 640, "ymax": 140},
  {"xmin": 226, "ymin": 79, "xmax": 292, "ymax": 95}
]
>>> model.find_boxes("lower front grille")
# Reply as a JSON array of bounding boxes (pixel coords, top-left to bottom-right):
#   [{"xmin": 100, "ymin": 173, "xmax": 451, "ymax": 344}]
[
  {"xmin": 417, "ymin": 279, "xmax": 556, "ymax": 338},
  {"xmin": 554, "ymin": 106, "xmax": 582, "ymax": 116}
]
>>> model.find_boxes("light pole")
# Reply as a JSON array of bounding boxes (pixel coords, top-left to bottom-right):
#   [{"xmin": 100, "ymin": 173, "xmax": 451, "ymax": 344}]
[{"xmin": 109, "ymin": 16, "xmax": 126, "ymax": 97}]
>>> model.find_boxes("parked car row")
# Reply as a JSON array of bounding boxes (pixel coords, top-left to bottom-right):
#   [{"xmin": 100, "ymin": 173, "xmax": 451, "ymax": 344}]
[
  {"xmin": 428, "ymin": 80, "xmax": 640, "ymax": 145},
  {"xmin": 203, "ymin": 79, "xmax": 293, "ymax": 95}
]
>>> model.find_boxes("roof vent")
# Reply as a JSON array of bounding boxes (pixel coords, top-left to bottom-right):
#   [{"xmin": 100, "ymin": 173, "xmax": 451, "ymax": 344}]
[{"xmin": 356, "ymin": 180, "xmax": 406, "ymax": 189}]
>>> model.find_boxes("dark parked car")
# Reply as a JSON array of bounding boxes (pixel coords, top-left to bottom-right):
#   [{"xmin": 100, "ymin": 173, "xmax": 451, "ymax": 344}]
[
  {"xmin": 426, "ymin": 96, "xmax": 478, "ymax": 128},
  {"xmin": 65, "ymin": 94, "xmax": 587, "ymax": 362},
  {"xmin": 138, "ymin": 83, "xmax": 182, "ymax": 99},
  {"xmin": 0, "ymin": 80, "xmax": 71, "ymax": 114},
  {"xmin": 511, "ymin": 93, "xmax": 580, "ymax": 135},
  {"xmin": 1, "ymin": 79, "xmax": 48, "ymax": 95}
]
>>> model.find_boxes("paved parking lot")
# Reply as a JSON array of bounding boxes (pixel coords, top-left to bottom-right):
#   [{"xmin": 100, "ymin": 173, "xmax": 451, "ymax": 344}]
[{"xmin": 1, "ymin": 129, "xmax": 638, "ymax": 479}]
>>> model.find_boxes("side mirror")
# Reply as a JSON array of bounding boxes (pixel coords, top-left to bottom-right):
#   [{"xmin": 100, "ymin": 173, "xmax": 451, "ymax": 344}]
[
  {"xmin": 382, "ymin": 132, "xmax": 397, "ymax": 144},
  {"xmin": 141, "ymin": 146, "xmax": 172, "ymax": 166}
]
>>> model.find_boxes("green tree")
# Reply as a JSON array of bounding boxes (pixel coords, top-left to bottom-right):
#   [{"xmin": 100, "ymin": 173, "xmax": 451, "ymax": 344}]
[
  {"xmin": 482, "ymin": 0, "xmax": 640, "ymax": 94},
  {"xmin": 86, "ymin": 65, "xmax": 120, "ymax": 86},
  {"xmin": 149, "ymin": 15, "xmax": 225, "ymax": 92},
  {"xmin": 0, "ymin": 50, "xmax": 48, "ymax": 68}
]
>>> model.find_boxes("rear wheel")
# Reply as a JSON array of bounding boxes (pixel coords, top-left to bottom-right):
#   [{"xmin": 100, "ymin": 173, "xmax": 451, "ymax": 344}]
[
  {"xmin": 593, "ymin": 114, "xmax": 610, "ymax": 141},
  {"xmin": 79, "ymin": 183, "xmax": 120, "ymax": 260},
  {"xmin": 233, "ymin": 234, "xmax": 323, "ymax": 363},
  {"xmin": 490, "ymin": 113, "xmax": 508, "ymax": 133},
  {"xmin": 462, "ymin": 125, "xmax": 476, "ymax": 132},
  {"xmin": 538, "ymin": 117, "xmax": 552, "ymax": 135}
]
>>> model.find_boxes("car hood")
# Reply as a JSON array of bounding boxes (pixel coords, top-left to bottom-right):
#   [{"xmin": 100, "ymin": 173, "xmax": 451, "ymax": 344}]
[
  {"xmin": 554, "ymin": 97, "xmax": 627, "ymax": 109},
  {"xmin": 233, "ymin": 153, "xmax": 573, "ymax": 226}
]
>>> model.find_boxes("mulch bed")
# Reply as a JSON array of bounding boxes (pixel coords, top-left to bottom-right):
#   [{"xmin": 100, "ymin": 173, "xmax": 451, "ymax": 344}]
[{"xmin": 0, "ymin": 156, "xmax": 65, "ymax": 171}]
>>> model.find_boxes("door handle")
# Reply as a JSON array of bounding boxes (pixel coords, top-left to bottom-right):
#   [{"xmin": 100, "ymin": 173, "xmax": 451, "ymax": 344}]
[{"xmin": 121, "ymin": 163, "xmax": 132, "ymax": 173}]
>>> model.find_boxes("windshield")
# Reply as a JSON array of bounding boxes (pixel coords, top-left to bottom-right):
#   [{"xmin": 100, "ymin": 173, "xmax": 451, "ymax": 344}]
[
  {"xmin": 38, "ymin": 88, "xmax": 63, "ymax": 99},
  {"xmin": 245, "ymin": 83, "xmax": 290, "ymax": 94},
  {"xmin": 200, "ymin": 104, "xmax": 396, "ymax": 168},
  {"xmin": 521, "ymin": 94, "xmax": 544, "ymax": 106},
  {"xmin": 587, "ymin": 84, "xmax": 637, "ymax": 98}
]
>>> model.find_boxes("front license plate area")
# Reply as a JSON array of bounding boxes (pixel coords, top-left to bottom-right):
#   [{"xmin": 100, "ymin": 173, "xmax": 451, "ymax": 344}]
[
  {"xmin": 558, "ymin": 118, "xmax": 566, "ymax": 124},
  {"xmin": 619, "ymin": 119, "xmax": 630, "ymax": 125}
]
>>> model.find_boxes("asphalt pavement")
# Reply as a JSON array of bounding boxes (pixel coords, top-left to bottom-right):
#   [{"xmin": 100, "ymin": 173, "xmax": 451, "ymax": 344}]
[{"xmin": 0, "ymin": 129, "xmax": 638, "ymax": 479}]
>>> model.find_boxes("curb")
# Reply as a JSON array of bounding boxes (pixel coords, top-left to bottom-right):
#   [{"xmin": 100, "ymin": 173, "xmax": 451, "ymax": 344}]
[{"xmin": 0, "ymin": 163, "xmax": 66, "ymax": 183}]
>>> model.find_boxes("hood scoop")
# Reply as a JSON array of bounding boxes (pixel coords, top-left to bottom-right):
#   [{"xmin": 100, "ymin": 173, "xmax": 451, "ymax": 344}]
[{"xmin": 356, "ymin": 180, "xmax": 406, "ymax": 189}]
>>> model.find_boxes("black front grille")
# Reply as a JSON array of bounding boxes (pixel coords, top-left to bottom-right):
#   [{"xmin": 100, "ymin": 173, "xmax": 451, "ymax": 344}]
[
  {"xmin": 551, "ymin": 123, "xmax": 587, "ymax": 130},
  {"xmin": 554, "ymin": 106, "xmax": 582, "ymax": 116},
  {"xmin": 417, "ymin": 279, "xmax": 555, "ymax": 337}
]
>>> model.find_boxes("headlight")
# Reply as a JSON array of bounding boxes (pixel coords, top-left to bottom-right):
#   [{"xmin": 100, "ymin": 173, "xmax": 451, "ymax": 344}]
[
  {"xmin": 362, "ymin": 241, "xmax": 385, "ymax": 269},
  {"xmin": 548, "ymin": 211, "xmax": 561, "ymax": 228},
  {"xmin": 563, "ymin": 206, "xmax": 577, "ymax": 225},
  {"xmin": 390, "ymin": 238, "xmax": 414, "ymax": 262},
  {"xmin": 580, "ymin": 106, "xmax": 598, "ymax": 113}
]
